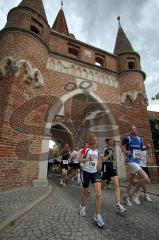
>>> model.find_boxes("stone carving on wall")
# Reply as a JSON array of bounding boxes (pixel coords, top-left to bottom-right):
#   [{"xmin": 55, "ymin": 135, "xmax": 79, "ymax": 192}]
[
  {"xmin": 0, "ymin": 57, "xmax": 19, "ymax": 78},
  {"xmin": 47, "ymin": 57, "xmax": 118, "ymax": 89},
  {"xmin": 0, "ymin": 57, "xmax": 44, "ymax": 88},
  {"xmin": 121, "ymin": 91, "xmax": 148, "ymax": 105}
]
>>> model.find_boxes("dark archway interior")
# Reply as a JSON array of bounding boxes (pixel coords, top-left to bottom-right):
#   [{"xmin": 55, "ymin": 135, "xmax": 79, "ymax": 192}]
[
  {"xmin": 50, "ymin": 124, "xmax": 74, "ymax": 149},
  {"xmin": 51, "ymin": 93, "xmax": 118, "ymax": 149}
]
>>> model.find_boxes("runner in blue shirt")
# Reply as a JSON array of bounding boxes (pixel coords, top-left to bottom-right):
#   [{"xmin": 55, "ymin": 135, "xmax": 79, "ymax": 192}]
[{"xmin": 121, "ymin": 126, "xmax": 150, "ymax": 206}]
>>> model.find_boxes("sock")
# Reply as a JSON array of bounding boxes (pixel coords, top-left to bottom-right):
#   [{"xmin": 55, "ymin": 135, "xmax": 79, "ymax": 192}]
[{"xmin": 77, "ymin": 173, "xmax": 80, "ymax": 182}]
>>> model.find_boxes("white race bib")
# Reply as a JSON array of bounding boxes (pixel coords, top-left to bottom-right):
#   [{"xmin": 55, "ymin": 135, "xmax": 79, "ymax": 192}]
[
  {"xmin": 63, "ymin": 160, "xmax": 68, "ymax": 164},
  {"xmin": 85, "ymin": 159, "xmax": 97, "ymax": 171},
  {"xmin": 133, "ymin": 150, "xmax": 141, "ymax": 159},
  {"xmin": 140, "ymin": 151, "xmax": 147, "ymax": 164},
  {"xmin": 48, "ymin": 159, "xmax": 53, "ymax": 163}
]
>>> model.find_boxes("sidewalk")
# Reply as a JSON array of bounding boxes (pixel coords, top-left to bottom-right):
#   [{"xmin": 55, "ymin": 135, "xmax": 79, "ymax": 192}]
[{"xmin": 0, "ymin": 185, "xmax": 53, "ymax": 233}]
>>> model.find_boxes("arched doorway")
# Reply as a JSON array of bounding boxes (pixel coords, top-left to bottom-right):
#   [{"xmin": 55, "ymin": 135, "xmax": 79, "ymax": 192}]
[{"xmin": 33, "ymin": 90, "xmax": 126, "ymax": 187}]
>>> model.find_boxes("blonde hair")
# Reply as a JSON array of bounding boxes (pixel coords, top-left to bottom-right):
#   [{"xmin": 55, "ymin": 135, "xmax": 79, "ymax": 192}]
[{"xmin": 88, "ymin": 134, "xmax": 97, "ymax": 142}]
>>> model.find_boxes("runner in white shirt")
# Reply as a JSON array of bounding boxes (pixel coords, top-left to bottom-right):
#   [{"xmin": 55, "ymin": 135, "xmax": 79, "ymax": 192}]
[
  {"xmin": 79, "ymin": 134, "xmax": 105, "ymax": 228},
  {"xmin": 71, "ymin": 149, "xmax": 81, "ymax": 185}
]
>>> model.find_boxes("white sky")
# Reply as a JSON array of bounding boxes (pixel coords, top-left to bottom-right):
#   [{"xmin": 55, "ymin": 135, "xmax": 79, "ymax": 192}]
[
  {"xmin": 0, "ymin": 0, "xmax": 159, "ymax": 112},
  {"xmin": 49, "ymin": 140, "xmax": 55, "ymax": 149}
]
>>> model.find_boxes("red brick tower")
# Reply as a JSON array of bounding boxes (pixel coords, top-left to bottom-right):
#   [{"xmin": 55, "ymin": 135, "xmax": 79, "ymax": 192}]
[
  {"xmin": 5, "ymin": 0, "xmax": 49, "ymax": 42},
  {"xmin": 52, "ymin": 8, "xmax": 69, "ymax": 36},
  {"xmin": 114, "ymin": 17, "xmax": 157, "ymax": 179},
  {"xmin": 0, "ymin": 0, "xmax": 51, "ymax": 189},
  {"xmin": 114, "ymin": 17, "xmax": 149, "ymax": 137}
]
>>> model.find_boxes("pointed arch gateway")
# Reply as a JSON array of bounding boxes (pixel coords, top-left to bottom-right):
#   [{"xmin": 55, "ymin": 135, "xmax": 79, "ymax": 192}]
[{"xmin": 33, "ymin": 90, "xmax": 126, "ymax": 187}]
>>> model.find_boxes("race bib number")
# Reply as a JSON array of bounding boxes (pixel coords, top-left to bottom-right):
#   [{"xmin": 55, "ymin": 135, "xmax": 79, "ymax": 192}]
[
  {"xmin": 85, "ymin": 160, "xmax": 97, "ymax": 171},
  {"xmin": 140, "ymin": 151, "xmax": 147, "ymax": 164},
  {"xmin": 48, "ymin": 159, "xmax": 53, "ymax": 163},
  {"xmin": 63, "ymin": 160, "xmax": 68, "ymax": 164},
  {"xmin": 133, "ymin": 150, "xmax": 141, "ymax": 159},
  {"xmin": 89, "ymin": 161, "xmax": 96, "ymax": 168}
]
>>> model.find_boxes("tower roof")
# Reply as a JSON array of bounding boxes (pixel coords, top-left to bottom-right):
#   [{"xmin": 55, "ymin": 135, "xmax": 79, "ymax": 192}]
[
  {"xmin": 114, "ymin": 17, "xmax": 134, "ymax": 55},
  {"xmin": 18, "ymin": 0, "xmax": 47, "ymax": 22},
  {"xmin": 52, "ymin": 9, "xmax": 69, "ymax": 36}
]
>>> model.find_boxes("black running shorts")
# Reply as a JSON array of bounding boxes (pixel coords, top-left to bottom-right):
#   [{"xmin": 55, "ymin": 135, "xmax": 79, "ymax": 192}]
[
  {"xmin": 72, "ymin": 163, "xmax": 80, "ymax": 170},
  {"xmin": 101, "ymin": 162, "xmax": 117, "ymax": 180},
  {"xmin": 141, "ymin": 166, "xmax": 150, "ymax": 177},
  {"xmin": 81, "ymin": 170, "xmax": 101, "ymax": 188}
]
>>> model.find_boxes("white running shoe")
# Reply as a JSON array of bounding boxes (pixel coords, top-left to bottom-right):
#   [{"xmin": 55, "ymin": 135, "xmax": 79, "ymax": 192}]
[
  {"xmin": 60, "ymin": 179, "xmax": 63, "ymax": 186},
  {"xmin": 116, "ymin": 204, "xmax": 127, "ymax": 215},
  {"xmin": 62, "ymin": 182, "xmax": 66, "ymax": 187},
  {"xmin": 77, "ymin": 181, "xmax": 81, "ymax": 186},
  {"xmin": 80, "ymin": 205, "xmax": 86, "ymax": 217},
  {"xmin": 122, "ymin": 195, "xmax": 133, "ymax": 207},
  {"xmin": 94, "ymin": 213, "xmax": 105, "ymax": 227},
  {"xmin": 132, "ymin": 193, "xmax": 140, "ymax": 205},
  {"xmin": 145, "ymin": 194, "xmax": 152, "ymax": 202}
]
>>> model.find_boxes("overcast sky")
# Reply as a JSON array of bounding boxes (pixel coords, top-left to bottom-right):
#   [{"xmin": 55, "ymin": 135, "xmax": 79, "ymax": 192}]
[{"xmin": 0, "ymin": 0, "xmax": 159, "ymax": 111}]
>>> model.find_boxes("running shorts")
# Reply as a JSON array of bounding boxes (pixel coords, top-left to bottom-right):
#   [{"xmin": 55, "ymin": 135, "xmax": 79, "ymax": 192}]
[{"xmin": 80, "ymin": 170, "xmax": 101, "ymax": 188}]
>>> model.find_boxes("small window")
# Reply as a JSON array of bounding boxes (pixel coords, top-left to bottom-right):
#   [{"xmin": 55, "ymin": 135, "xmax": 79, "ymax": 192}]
[
  {"xmin": 128, "ymin": 61, "xmax": 135, "ymax": 69},
  {"xmin": 30, "ymin": 17, "xmax": 43, "ymax": 35},
  {"xmin": 95, "ymin": 56, "xmax": 105, "ymax": 67},
  {"xmin": 68, "ymin": 47, "xmax": 79, "ymax": 58},
  {"xmin": 30, "ymin": 25, "xmax": 40, "ymax": 35},
  {"xmin": 68, "ymin": 43, "xmax": 80, "ymax": 58}
]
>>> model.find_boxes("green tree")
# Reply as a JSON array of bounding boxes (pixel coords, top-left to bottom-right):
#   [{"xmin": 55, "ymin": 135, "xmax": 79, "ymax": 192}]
[{"xmin": 150, "ymin": 119, "xmax": 159, "ymax": 150}]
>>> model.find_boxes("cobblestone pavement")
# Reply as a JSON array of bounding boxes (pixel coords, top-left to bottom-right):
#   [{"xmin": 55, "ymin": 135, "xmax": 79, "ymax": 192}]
[
  {"xmin": 0, "ymin": 174, "xmax": 159, "ymax": 240},
  {"xmin": 0, "ymin": 187, "xmax": 49, "ymax": 223}
]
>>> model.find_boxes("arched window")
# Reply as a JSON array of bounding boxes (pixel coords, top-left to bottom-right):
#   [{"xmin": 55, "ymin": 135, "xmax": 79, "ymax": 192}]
[
  {"xmin": 30, "ymin": 17, "xmax": 43, "ymax": 35},
  {"xmin": 127, "ymin": 58, "xmax": 136, "ymax": 70},
  {"xmin": 30, "ymin": 25, "xmax": 40, "ymax": 35}
]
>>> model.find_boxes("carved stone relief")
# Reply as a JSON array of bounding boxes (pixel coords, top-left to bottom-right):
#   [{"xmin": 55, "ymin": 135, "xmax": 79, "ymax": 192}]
[
  {"xmin": 47, "ymin": 57, "xmax": 118, "ymax": 89},
  {"xmin": 121, "ymin": 91, "xmax": 148, "ymax": 105},
  {"xmin": 0, "ymin": 57, "xmax": 44, "ymax": 88}
]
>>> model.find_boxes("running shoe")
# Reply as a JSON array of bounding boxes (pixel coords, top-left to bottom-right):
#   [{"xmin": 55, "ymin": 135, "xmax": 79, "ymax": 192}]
[
  {"xmin": 116, "ymin": 204, "xmax": 127, "ymax": 215},
  {"xmin": 144, "ymin": 193, "xmax": 152, "ymax": 202},
  {"xmin": 94, "ymin": 213, "xmax": 105, "ymax": 227},
  {"xmin": 132, "ymin": 192, "xmax": 140, "ymax": 205},
  {"xmin": 77, "ymin": 181, "xmax": 81, "ymax": 186},
  {"xmin": 60, "ymin": 179, "xmax": 63, "ymax": 186},
  {"xmin": 122, "ymin": 195, "xmax": 133, "ymax": 207},
  {"xmin": 62, "ymin": 182, "xmax": 66, "ymax": 187},
  {"xmin": 80, "ymin": 205, "xmax": 86, "ymax": 217}
]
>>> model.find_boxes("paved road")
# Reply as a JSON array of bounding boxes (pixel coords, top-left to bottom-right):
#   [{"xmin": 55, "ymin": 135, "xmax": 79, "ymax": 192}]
[{"xmin": 0, "ymin": 174, "xmax": 159, "ymax": 240}]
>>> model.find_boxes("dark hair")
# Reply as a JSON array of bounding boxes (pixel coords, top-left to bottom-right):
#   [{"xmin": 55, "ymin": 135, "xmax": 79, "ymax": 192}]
[{"xmin": 105, "ymin": 138, "xmax": 113, "ymax": 143}]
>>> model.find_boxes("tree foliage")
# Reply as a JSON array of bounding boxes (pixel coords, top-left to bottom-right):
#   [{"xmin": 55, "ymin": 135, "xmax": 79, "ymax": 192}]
[{"xmin": 150, "ymin": 119, "xmax": 159, "ymax": 150}]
